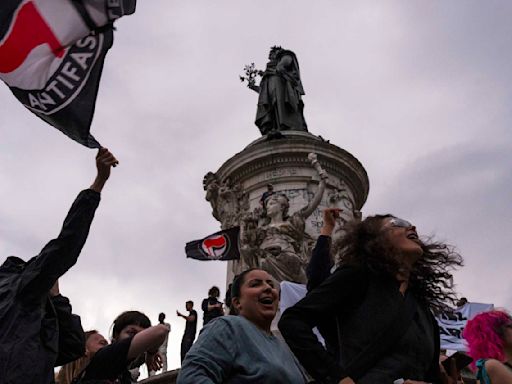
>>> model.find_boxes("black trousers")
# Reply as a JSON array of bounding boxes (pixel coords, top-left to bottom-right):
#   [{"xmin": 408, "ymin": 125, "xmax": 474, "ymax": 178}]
[{"xmin": 180, "ymin": 336, "xmax": 194, "ymax": 363}]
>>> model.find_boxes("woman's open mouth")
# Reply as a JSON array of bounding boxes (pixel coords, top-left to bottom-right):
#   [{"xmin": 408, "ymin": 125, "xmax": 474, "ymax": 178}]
[{"xmin": 259, "ymin": 297, "xmax": 274, "ymax": 305}]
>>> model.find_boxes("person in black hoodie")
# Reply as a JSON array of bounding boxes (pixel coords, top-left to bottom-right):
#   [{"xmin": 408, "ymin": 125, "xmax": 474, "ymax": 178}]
[
  {"xmin": 279, "ymin": 213, "xmax": 463, "ymax": 384},
  {"xmin": 0, "ymin": 148, "xmax": 117, "ymax": 384}
]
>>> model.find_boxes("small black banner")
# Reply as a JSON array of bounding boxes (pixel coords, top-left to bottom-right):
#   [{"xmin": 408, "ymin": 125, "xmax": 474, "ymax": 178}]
[{"xmin": 185, "ymin": 227, "xmax": 240, "ymax": 261}]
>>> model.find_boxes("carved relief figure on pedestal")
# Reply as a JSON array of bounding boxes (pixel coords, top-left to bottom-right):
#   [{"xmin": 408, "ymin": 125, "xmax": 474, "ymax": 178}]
[
  {"xmin": 239, "ymin": 210, "xmax": 263, "ymax": 270},
  {"xmin": 240, "ymin": 153, "xmax": 328, "ymax": 283},
  {"xmin": 204, "ymin": 172, "xmax": 221, "ymax": 222},
  {"xmin": 204, "ymin": 173, "xmax": 248, "ymax": 230}
]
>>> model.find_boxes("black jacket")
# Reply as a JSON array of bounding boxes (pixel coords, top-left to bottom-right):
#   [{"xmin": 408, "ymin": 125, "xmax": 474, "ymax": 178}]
[
  {"xmin": 201, "ymin": 297, "xmax": 223, "ymax": 325},
  {"xmin": 305, "ymin": 236, "xmax": 339, "ymax": 361},
  {"xmin": 306, "ymin": 235, "xmax": 334, "ymax": 293},
  {"xmin": 279, "ymin": 236, "xmax": 441, "ymax": 384},
  {"xmin": 0, "ymin": 189, "xmax": 100, "ymax": 384}
]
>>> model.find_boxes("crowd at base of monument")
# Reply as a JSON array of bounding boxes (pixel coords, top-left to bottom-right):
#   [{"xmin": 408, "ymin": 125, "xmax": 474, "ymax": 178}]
[{"xmin": 1, "ymin": 158, "xmax": 511, "ymax": 384}]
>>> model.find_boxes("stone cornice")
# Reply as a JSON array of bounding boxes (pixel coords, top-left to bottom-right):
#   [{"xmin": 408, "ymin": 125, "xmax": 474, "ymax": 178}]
[{"xmin": 214, "ymin": 132, "xmax": 369, "ymax": 209}]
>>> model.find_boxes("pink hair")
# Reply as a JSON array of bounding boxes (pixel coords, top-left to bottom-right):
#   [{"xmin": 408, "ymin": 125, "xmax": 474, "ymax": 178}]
[{"xmin": 463, "ymin": 309, "xmax": 511, "ymax": 370}]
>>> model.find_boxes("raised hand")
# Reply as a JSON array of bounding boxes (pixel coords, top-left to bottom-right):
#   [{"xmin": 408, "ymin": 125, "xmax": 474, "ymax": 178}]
[
  {"xmin": 321, "ymin": 208, "xmax": 342, "ymax": 236},
  {"xmin": 91, "ymin": 148, "xmax": 118, "ymax": 192}
]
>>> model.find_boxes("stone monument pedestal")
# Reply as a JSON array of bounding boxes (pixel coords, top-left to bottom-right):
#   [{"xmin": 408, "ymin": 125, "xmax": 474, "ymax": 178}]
[{"xmin": 204, "ymin": 131, "xmax": 369, "ymax": 285}]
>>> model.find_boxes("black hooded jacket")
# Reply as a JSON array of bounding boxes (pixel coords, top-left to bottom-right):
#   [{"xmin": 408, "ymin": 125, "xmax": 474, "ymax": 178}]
[{"xmin": 0, "ymin": 189, "xmax": 100, "ymax": 384}]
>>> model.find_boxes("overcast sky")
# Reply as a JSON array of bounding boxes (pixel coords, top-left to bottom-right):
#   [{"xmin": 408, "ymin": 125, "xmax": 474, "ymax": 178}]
[{"xmin": 1, "ymin": 0, "xmax": 511, "ymax": 374}]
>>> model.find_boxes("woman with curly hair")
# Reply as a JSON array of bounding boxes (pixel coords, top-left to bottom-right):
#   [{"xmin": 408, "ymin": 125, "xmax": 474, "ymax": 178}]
[
  {"xmin": 463, "ymin": 310, "xmax": 512, "ymax": 383},
  {"xmin": 279, "ymin": 212, "xmax": 463, "ymax": 384}
]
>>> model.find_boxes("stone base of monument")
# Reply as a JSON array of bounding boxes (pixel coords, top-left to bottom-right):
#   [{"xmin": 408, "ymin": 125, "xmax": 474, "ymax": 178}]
[{"xmin": 204, "ymin": 131, "xmax": 368, "ymax": 285}]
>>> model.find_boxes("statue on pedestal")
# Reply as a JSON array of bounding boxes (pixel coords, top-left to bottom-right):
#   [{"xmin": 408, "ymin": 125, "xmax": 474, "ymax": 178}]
[
  {"xmin": 241, "ymin": 46, "xmax": 308, "ymax": 136},
  {"xmin": 240, "ymin": 154, "xmax": 328, "ymax": 283}
]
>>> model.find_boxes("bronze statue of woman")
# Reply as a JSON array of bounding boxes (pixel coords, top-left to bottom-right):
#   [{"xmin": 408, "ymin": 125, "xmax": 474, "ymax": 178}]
[{"xmin": 248, "ymin": 46, "xmax": 308, "ymax": 136}]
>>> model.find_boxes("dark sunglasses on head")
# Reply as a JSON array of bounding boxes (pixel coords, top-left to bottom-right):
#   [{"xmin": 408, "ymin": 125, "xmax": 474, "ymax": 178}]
[{"xmin": 388, "ymin": 217, "xmax": 413, "ymax": 228}]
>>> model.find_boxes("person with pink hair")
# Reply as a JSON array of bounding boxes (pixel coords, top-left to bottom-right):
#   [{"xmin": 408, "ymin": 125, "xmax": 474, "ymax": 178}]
[{"xmin": 463, "ymin": 310, "xmax": 512, "ymax": 383}]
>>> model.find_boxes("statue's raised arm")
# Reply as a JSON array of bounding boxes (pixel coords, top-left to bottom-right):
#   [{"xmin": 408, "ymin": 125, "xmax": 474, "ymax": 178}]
[{"xmin": 299, "ymin": 153, "xmax": 328, "ymax": 219}]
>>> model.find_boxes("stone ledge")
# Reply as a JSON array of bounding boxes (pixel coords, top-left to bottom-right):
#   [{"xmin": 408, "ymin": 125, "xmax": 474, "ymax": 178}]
[{"xmin": 214, "ymin": 131, "xmax": 369, "ymax": 209}]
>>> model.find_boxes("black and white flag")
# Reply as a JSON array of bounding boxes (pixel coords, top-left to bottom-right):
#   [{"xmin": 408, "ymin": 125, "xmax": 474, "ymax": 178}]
[
  {"xmin": 0, "ymin": 0, "xmax": 136, "ymax": 147},
  {"xmin": 185, "ymin": 227, "xmax": 241, "ymax": 261}
]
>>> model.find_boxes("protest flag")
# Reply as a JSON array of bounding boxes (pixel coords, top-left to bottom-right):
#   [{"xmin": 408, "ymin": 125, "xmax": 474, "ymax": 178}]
[
  {"xmin": 185, "ymin": 227, "xmax": 241, "ymax": 261},
  {"xmin": 0, "ymin": 0, "xmax": 136, "ymax": 147}
]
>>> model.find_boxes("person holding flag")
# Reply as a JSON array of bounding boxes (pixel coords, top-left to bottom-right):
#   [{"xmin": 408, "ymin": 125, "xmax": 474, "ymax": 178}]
[{"xmin": 0, "ymin": 148, "xmax": 117, "ymax": 383}]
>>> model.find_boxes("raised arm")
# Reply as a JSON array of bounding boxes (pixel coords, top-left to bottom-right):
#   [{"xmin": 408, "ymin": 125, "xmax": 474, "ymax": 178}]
[
  {"xmin": 177, "ymin": 310, "xmax": 196, "ymax": 322},
  {"xmin": 20, "ymin": 148, "xmax": 117, "ymax": 297},
  {"xmin": 127, "ymin": 324, "xmax": 169, "ymax": 360},
  {"xmin": 90, "ymin": 148, "xmax": 118, "ymax": 193},
  {"xmin": 248, "ymin": 83, "xmax": 260, "ymax": 93},
  {"xmin": 306, "ymin": 209, "xmax": 341, "ymax": 292},
  {"xmin": 300, "ymin": 153, "xmax": 328, "ymax": 219}
]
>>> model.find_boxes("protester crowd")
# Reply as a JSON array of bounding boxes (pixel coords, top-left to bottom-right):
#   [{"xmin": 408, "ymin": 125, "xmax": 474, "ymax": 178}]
[{"xmin": 0, "ymin": 152, "xmax": 510, "ymax": 384}]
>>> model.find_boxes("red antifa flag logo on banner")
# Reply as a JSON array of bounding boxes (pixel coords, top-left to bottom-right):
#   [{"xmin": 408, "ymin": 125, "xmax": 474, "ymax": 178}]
[
  {"xmin": 0, "ymin": 0, "xmax": 136, "ymax": 147},
  {"xmin": 185, "ymin": 227, "xmax": 241, "ymax": 261}
]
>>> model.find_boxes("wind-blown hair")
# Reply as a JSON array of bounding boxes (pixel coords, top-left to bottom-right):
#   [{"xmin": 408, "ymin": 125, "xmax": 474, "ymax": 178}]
[
  {"xmin": 463, "ymin": 310, "xmax": 512, "ymax": 370},
  {"xmin": 333, "ymin": 214, "xmax": 463, "ymax": 312}
]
